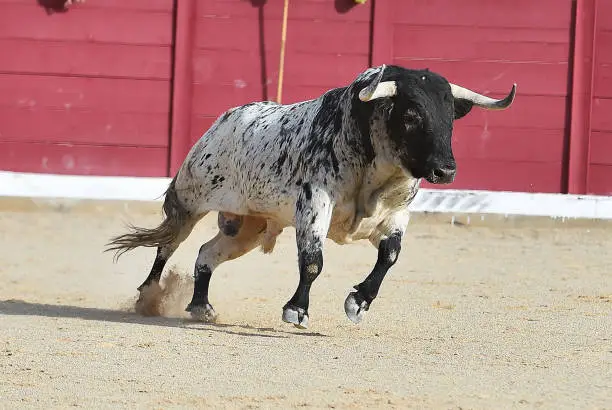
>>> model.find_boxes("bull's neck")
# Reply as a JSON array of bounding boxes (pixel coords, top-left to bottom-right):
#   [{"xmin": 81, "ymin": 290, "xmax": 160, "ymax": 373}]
[{"xmin": 328, "ymin": 98, "xmax": 408, "ymax": 180}]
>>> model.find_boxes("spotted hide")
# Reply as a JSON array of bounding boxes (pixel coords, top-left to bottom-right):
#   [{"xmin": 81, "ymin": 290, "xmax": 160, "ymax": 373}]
[{"xmin": 107, "ymin": 64, "xmax": 516, "ymax": 328}]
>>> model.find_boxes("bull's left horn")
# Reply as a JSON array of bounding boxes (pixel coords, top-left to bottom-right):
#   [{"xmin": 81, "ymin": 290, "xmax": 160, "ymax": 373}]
[
  {"xmin": 450, "ymin": 83, "xmax": 517, "ymax": 110},
  {"xmin": 359, "ymin": 81, "xmax": 397, "ymax": 102},
  {"xmin": 359, "ymin": 64, "xmax": 398, "ymax": 102}
]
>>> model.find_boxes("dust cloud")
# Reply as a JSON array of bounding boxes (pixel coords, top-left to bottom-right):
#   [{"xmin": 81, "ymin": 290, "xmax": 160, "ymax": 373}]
[{"xmin": 123, "ymin": 267, "xmax": 194, "ymax": 318}]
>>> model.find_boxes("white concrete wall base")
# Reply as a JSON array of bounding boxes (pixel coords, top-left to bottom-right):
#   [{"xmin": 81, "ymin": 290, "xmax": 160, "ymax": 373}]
[{"xmin": 2, "ymin": 171, "xmax": 612, "ymax": 220}]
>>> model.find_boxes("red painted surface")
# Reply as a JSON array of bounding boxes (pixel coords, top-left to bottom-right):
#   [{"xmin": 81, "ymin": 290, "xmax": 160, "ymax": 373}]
[
  {"xmin": 182, "ymin": 0, "xmax": 372, "ymax": 149},
  {"xmin": 0, "ymin": 0, "xmax": 173, "ymax": 176},
  {"xmin": 0, "ymin": 39, "xmax": 171, "ymax": 79},
  {"xmin": 2, "ymin": 0, "xmax": 612, "ymax": 195},
  {"xmin": 588, "ymin": 164, "xmax": 612, "ymax": 194},
  {"xmin": 587, "ymin": 0, "xmax": 612, "ymax": 194},
  {"xmin": 169, "ymin": 0, "xmax": 196, "ymax": 176},
  {"xmin": 386, "ymin": 0, "xmax": 575, "ymax": 193},
  {"xmin": 0, "ymin": 141, "xmax": 167, "ymax": 177},
  {"xmin": 0, "ymin": 107, "xmax": 168, "ymax": 147},
  {"xmin": 0, "ymin": 75, "xmax": 170, "ymax": 113},
  {"xmin": 569, "ymin": 0, "xmax": 597, "ymax": 195},
  {"xmin": 371, "ymin": 0, "xmax": 393, "ymax": 66}
]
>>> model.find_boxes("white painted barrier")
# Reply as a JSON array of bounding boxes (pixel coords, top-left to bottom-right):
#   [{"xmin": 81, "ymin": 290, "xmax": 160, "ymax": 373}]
[{"xmin": 2, "ymin": 171, "xmax": 612, "ymax": 219}]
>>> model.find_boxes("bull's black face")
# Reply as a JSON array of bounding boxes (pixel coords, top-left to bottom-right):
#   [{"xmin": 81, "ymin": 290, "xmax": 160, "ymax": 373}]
[{"xmin": 384, "ymin": 68, "xmax": 467, "ymax": 184}]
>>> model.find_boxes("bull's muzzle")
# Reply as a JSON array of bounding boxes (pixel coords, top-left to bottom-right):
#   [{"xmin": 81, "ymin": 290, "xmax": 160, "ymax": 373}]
[{"xmin": 427, "ymin": 167, "xmax": 456, "ymax": 184}]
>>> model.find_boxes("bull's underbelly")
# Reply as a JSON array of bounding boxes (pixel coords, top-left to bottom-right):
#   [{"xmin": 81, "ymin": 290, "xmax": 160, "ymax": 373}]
[
  {"xmin": 326, "ymin": 206, "xmax": 393, "ymax": 245},
  {"xmin": 327, "ymin": 220, "xmax": 378, "ymax": 244}
]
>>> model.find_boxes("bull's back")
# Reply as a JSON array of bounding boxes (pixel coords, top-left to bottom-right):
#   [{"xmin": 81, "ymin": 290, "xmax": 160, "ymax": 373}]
[{"xmin": 174, "ymin": 99, "xmax": 320, "ymax": 220}]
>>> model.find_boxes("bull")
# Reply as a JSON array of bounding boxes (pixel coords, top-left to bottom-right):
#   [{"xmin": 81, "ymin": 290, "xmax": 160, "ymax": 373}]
[{"xmin": 107, "ymin": 64, "xmax": 516, "ymax": 329}]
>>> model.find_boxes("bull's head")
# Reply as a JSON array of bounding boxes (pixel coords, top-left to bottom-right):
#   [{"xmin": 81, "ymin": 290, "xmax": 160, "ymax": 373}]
[{"xmin": 357, "ymin": 64, "xmax": 516, "ymax": 184}]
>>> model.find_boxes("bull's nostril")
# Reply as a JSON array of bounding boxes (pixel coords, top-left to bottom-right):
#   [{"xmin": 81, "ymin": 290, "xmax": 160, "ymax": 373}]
[{"xmin": 432, "ymin": 168, "xmax": 456, "ymax": 181}]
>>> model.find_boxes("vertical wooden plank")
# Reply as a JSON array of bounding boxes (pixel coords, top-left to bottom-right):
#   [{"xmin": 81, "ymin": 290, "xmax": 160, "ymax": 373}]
[
  {"xmin": 371, "ymin": 0, "xmax": 393, "ymax": 66},
  {"xmin": 568, "ymin": 0, "xmax": 597, "ymax": 194},
  {"xmin": 169, "ymin": 0, "xmax": 196, "ymax": 176}
]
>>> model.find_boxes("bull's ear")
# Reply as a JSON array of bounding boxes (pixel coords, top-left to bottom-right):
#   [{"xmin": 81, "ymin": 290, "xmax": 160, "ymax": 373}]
[
  {"xmin": 359, "ymin": 64, "xmax": 397, "ymax": 102},
  {"xmin": 454, "ymin": 98, "xmax": 473, "ymax": 120}
]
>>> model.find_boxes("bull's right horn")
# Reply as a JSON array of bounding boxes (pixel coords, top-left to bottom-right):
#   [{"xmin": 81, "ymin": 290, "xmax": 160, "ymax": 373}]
[{"xmin": 450, "ymin": 83, "xmax": 517, "ymax": 110}]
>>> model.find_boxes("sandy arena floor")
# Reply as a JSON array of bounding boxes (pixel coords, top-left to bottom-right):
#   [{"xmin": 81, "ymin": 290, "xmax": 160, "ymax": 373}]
[{"xmin": 0, "ymin": 203, "xmax": 610, "ymax": 409}]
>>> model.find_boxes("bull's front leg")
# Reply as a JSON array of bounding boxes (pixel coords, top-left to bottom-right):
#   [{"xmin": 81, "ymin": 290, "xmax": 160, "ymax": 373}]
[
  {"xmin": 282, "ymin": 183, "xmax": 333, "ymax": 329},
  {"xmin": 344, "ymin": 209, "xmax": 410, "ymax": 324}
]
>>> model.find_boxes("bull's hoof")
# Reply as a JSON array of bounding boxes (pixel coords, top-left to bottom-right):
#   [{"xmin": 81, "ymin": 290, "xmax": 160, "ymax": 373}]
[
  {"xmin": 186, "ymin": 303, "xmax": 218, "ymax": 323},
  {"xmin": 344, "ymin": 291, "xmax": 369, "ymax": 324},
  {"xmin": 282, "ymin": 304, "xmax": 309, "ymax": 329}
]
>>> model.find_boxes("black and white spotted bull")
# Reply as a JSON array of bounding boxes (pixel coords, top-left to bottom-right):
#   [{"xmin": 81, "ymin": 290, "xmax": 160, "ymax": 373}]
[{"xmin": 107, "ymin": 64, "xmax": 516, "ymax": 329}]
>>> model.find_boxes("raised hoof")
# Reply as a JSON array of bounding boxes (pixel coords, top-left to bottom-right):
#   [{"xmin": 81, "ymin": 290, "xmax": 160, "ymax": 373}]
[
  {"xmin": 282, "ymin": 305, "xmax": 309, "ymax": 329},
  {"xmin": 186, "ymin": 303, "xmax": 218, "ymax": 323},
  {"xmin": 344, "ymin": 291, "xmax": 370, "ymax": 324}
]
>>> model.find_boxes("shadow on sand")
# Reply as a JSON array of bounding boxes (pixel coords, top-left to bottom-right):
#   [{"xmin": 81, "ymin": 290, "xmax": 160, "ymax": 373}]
[{"xmin": 0, "ymin": 299, "xmax": 329, "ymax": 339}]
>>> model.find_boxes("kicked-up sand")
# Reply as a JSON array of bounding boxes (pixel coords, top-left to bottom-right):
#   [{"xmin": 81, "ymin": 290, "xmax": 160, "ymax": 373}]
[{"xmin": 0, "ymin": 202, "xmax": 610, "ymax": 409}]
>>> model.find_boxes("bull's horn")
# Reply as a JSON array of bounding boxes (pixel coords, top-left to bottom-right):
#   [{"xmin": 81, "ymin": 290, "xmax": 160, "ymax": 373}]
[
  {"xmin": 359, "ymin": 64, "xmax": 398, "ymax": 102},
  {"xmin": 450, "ymin": 83, "xmax": 517, "ymax": 110},
  {"xmin": 359, "ymin": 81, "xmax": 397, "ymax": 101}
]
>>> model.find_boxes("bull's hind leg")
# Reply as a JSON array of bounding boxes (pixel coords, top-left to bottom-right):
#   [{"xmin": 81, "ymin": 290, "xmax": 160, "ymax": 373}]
[
  {"xmin": 107, "ymin": 177, "xmax": 207, "ymax": 294},
  {"xmin": 137, "ymin": 217, "xmax": 202, "ymax": 292},
  {"xmin": 186, "ymin": 213, "xmax": 266, "ymax": 322},
  {"xmin": 137, "ymin": 247, "xmax": 168, "ymax": 291},
  {"xmin": 344, "ymin": 209, "xmax": 410, "ymax": 324}
]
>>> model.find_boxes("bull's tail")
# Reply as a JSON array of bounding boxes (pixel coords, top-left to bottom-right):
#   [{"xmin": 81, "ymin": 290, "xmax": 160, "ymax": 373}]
[{"xmin": 106, "ymin": 177, "xmax": 191, "ymax": 261}]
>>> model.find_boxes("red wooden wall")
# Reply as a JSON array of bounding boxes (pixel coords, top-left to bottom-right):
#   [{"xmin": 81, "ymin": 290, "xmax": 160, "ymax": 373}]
[
  {"xmin": 371, "ymin": 0, "xmax": 574, "ymax": 193},
  {"xmin": 0, "ymin": 0, "xmax": 174, "ymax": 176},
  {"xmin": 1, "ymin": 0, "xmax": 611, "ymax": 196},
  {"xmin": 588, "ymin": 0, "xmax": 612, "ymax": 194},
  {"xmin": 170, "ymin": 0, "xmax": 372, "ymax": 173}
]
